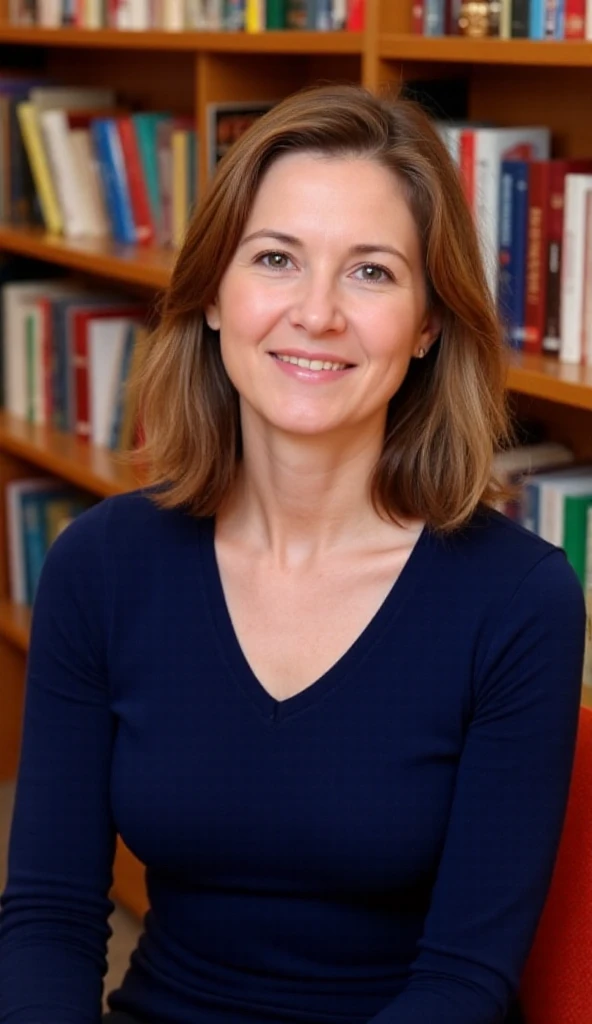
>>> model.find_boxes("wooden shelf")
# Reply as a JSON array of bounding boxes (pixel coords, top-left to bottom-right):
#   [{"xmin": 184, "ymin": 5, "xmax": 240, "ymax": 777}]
[
  {"xmin": 380, "ymin": 34, "xmax": 592, "ymax": 66},
  {"xmin": 0, "ymin": 601, "xmax": 30, "ymax": 652},
  {"xmin": 0, "ymin": 225, "xmax": 174, "ymax": 289},
  {"xmin": 0, "ymin": 410, "xmax": 143, "ymax": 498},
  {"xmin": 507, "ymin": 353, "xmax": 592, "ymax": 411},
  {"xmin": 0, "ymin": 25, "xmax": 363, "ymax": 53}
]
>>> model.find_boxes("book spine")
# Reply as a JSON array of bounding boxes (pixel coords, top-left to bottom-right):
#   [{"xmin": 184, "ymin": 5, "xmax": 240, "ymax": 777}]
[
  {"xmin": 564, "ymin": 0, "xmax": 586, "ymax": 34},
  {"xmin": 346, "ymin": 0, "xmax": 365, "ymax": 29},
  {"xmin": 511, "ymin": 0, "xmax": 530, "ymax": 34},
  {"xmin": 90, "ymin": 118, "xmax": 137, "ymax": 245},
  {"xmin": 265, "ymin": 0, "xmax": 285, "ymax": 26},
  {"xmin": 117, "ymin": 117, "xmax": 155, "ymax": 245},
  {"xmin": 424, "ymin": 0, "xmax": 445, "ymax": 33},
  {"xmin": 411, "ymin": 0, "xmax": 424, "ymax": 32},
  {"xmin": 16, "ymin": 102, "xmax": 63, "ymax": 234},
  {"xmin": 524, "ymin": 161, "xmax": 547, "ymax": 353},
  {"xmin": 498, "ymin": 161, "xmax": 529, "ymax": 350},
  {"xmin": 559, "ymin": 175, "xmax": 589, "ymax": 364}
]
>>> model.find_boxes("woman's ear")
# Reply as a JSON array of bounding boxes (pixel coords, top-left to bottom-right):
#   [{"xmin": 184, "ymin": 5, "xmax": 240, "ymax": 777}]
[
  {"xmin": 205, "ymin": 301, "xmax": 220, "ymax": 331},
  {"xmin": 417, "ymin": 307, "xmax": 442, "ymax": 357}
]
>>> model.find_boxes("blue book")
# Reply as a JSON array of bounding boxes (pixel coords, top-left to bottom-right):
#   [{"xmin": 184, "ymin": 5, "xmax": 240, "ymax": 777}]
[
  {"xmin": 50, "ymin": 293, "xmax": 119, "ymax": 432},
  {"xmin": 108, "ymin": 322, "xmax": 137, "ymax": 450},
  {"xmin": 424, "ymin": 0, "xmax": 446, "ymax": 33},
  {"xmin": 529, "ymin": 0, "xmax": 545, "ymax": 37},
  {"xmin": 91, "ymin": 118, "xmax": 137, "ymax": 245},
  {"xmin": 498, "ymin": 159, "xmax": 529, "ymax": 350}
]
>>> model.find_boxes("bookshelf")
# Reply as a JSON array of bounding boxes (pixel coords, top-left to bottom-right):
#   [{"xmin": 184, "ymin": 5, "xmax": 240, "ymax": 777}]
[{"xmin": 1, "ymin": 0, "xmax": 592, "ymax": 920}]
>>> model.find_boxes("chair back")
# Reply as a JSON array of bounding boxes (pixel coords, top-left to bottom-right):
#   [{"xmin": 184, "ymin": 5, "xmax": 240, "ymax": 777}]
[{"xmin": 519, "ymin": 704, "xmax": 592, "ymax": 1024}]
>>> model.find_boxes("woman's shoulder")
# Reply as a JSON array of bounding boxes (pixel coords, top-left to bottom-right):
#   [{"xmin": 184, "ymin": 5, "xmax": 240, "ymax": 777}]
[
  {"xmin": 44, "ymin": 486, "xmax": 211, "ymax": 573},
  {"xmin": 435, "ymin": 503, "xmax": 585, "ymax": 622}
]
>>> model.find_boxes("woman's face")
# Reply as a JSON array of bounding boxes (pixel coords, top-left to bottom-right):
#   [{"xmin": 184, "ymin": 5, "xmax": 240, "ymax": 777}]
[{"xmin": 206, "ymin": 152, "xmax": 439, "ymax": 442}]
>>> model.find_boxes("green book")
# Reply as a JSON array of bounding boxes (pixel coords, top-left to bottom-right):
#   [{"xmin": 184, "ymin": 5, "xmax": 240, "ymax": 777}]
[
  {"xmin": 563, "ymin": 492, "xmax": 592, "ymax": 587},
  {"xmin": 131, "ymin": 112, "xmax": 170, "ymax": 229},
  {"xmin": 266, "ymin": 0, "xmax": 286, "ymax": 27}
]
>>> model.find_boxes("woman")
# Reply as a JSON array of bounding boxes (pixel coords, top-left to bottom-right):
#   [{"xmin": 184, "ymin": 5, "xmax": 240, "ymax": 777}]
[{"xmin": 0, "ymin": 84, "xmax": 585, "ymax": 1024}]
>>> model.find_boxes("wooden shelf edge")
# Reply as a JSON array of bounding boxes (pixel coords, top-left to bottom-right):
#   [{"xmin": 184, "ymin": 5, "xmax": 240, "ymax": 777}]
[
  {"xmin": 0, "ymin": 225, "xmax": 173, "ymax": 290},
  {"xmin": 507, "ymin": 355, "xmax": 592, "ymax": 411},
  {"xmin": 0, "ymin": 601, "xmax": 30, "ymax": 652},
  {"xmin": 0, "ymin": 25, "xmax": 363, "ymax": 53},
  {"xmin": 379, "ymin": 33, "xmax": 592, "ymax": 66},
  {"xmin": 0, "ymin": 411, "xmax": 143, "ymax": 499}
]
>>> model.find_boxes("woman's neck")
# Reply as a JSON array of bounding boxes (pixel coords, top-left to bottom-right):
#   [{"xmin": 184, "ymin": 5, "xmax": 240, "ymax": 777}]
[{"xmin": 217, "ymin": 418, "xmax": 405, "ymax": 569}]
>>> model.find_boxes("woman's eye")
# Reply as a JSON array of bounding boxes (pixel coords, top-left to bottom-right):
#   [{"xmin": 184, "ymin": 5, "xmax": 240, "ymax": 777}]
[
  {"xmin": 258, "ymin": 251, "xmax": 292, "ymax": 270},
  {"xmin": 356, "ymin": 264, "xmax": 393, "ymax": 284}
]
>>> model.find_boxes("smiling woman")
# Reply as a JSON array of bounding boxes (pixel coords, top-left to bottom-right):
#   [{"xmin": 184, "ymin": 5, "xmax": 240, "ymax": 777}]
[
  {"xmin": 131, "ymin": 83, "xmax": 509, "ymax": 532},
  {"xmin": 0, "ymin": 84, "xmax": 586, "ymax": 1024}
]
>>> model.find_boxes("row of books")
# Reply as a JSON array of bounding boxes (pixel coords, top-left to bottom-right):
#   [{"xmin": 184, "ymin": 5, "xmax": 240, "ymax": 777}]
[
  {"xmin": 437, "ymin": 120, "xmax": 592, "ymax": 361},
  {"xmin": 413, "ymin": 0, "xmax": 591, "ymax": 39},
  {"xmin": 9, "ymin": 0, "xmax": 365, "ymax": 31},
  {"xmin": 495, "ymin": 439, "xmax": 592, "ymax": 689},
  {"xmin": 6, "ymin": 477, "xmax": 94, "ymax": 606},
  {"xmin": 1, "ymin": 278, "xmax": 148, "ymax": 450},
  {"xmin": 8, "ymin": 81, "xmax": 197, "ymax": 246}
]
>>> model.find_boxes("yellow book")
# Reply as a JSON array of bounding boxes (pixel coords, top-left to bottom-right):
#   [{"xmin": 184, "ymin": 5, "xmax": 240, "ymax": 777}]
[
  {"xmin": 16, "ymin": 101, "xmax": 63, "ymax": 235},
  {"xmin": 172, "ymin": 129, "xmax": 189, "ymax": 250},
  {"xmin": 245, "ymin": 0, "xmax": 263, "ymax": 32}
]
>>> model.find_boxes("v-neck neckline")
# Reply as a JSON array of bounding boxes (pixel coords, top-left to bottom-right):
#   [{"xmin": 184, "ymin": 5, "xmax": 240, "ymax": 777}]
[{"xmin": 198, "ymin": 516, "xmax": 434, "ymax": 726}]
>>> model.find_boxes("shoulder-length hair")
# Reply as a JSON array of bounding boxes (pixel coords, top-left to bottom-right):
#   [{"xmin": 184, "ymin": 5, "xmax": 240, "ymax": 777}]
[{"xmin": 129, "ymin": 83, "xmax": 511, "ymax": 532}]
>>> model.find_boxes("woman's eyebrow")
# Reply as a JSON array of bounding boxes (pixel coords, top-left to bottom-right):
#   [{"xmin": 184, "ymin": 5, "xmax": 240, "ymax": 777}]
[{"xmin": 239, "ymin": 231, "xmax": 410, "ymax": 268}]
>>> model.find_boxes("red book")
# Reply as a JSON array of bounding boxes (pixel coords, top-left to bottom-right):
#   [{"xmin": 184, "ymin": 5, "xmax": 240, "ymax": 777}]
[
  {"xmin": 525, "ymin": 160, "xmax": 592, "ymax": 355},
  {"xmin": 71, "ymin": 305, "xmax": 145, "ymax": 442},
  {"xmin": 346, "ymin": 0, "xmax": 365, "ymax": 30},
  {"xmin": 411, "ymin": 0, "xmax": 424, "ymax": 33},
  {"xmin": 116, "ymin": 116, "xmax": 155, "ymax": 246},
  {"xmin": 37, "ymin": 297, "xmax": 53, "ymax": 425},
  {"xmin": 565, "ymin": 0, "xmax": 586, "ymax": 38},
  {"xmin": 459, "ymin": 129, "xmax": 475, "ymax": 212}
]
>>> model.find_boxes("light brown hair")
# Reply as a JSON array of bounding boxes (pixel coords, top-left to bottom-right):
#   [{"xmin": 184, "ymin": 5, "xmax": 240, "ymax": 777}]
[{"xmin": 129, "ymin": 83, "xmax": 511, "ymax": 532}]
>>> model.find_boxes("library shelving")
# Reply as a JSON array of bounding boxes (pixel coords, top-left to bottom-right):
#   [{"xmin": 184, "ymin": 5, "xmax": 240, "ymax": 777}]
[{"xmin": 1, "ymin": 0, "xmax": 592, "ymax": 922}]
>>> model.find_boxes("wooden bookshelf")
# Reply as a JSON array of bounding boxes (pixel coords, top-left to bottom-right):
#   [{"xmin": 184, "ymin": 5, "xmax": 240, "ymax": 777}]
[
  {"xmin": 379, "ymin": 35, "xmax": 592, "ymax": 67},
  {"xmin": 0, "ymin": 225, "xmax": 174, "ymax": 289},
  {"xmin": 506, "ymin": 355, "xmax": 592, "ymax": 412},
  {"xmin": 0, "ymin": 601, "xmax": 30, "ymax": 652},
  {"xmin": 0, "ymin": 25, "xmax": 364, "ymax": 53},
  {"xmin": 0, "ymin": 411, "xmax": 142, "ymax": 497}
]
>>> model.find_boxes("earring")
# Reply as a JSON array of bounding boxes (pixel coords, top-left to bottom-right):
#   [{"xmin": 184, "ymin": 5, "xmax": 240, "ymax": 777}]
[{"xmin": 417, "ymin": 347, "xmax": 426, "ymax": 359}]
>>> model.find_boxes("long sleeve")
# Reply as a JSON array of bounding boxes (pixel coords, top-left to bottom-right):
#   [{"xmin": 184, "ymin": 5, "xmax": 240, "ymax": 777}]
[
  {"xmin": 0, "ymin": 503, "xmax": 116, "ymax": 1023},
  {"xmin": 367, "ymin": 549, "xmax": 586, "ymax": 1024}
]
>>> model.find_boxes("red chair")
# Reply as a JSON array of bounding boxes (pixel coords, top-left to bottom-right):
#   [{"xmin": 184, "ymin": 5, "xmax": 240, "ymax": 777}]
[{"xmin": 519, "ymin": 704, "xmax": 592, "ymax": 1024}]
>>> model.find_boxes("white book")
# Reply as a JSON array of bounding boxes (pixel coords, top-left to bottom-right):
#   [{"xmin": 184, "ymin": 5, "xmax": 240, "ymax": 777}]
[
  {"xmin": 2, "ymin": 281, "xmax": 80, "ymax": 421},
  {"xmin": 493, "ymin": 441, "xmax": 574, "ymax": 482},
  {"xmin": 36, "ymin": 0, "xmax": 62, "ymax": 25},
  {"xmin": 472, "ymin": 127, "xmax": 550, "ymax": 299},
  {"xmin": 162, "ymin": 0, "xmax": 185, "ymax": 28},
  {"xmin": 539, "ymin": 471, "xmax": 592, "ymax": 546},
  {"xmin": 39, "ymin": 109, "xmax": 91, "ymax": 239},
  {"xmin": 69, "ymin": 129, "xmax": 111, "ymax": 239},
  {"xmin": 6, "ymin": 478, "xmax": 62, "ymax": 604},
  {"xmin": 560, "ymin": 174, "xmax": 592, "ymax": 363},
  {"xmin": 21, "ymin": 300, "xmax": 47, "ymax": 426},
  {"xmin": 29, "ymin": 86, "xmax": 116, "ymax": 112},
  {"xmin": 88, "ymin": 318, "xmax": 138, "ymax": 448}
]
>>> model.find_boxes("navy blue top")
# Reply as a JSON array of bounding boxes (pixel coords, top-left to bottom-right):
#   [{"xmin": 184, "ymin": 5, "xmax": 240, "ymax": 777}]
[{"xmin": 0, "ymin": 490, "xmax": 586, "ymax": 1024}]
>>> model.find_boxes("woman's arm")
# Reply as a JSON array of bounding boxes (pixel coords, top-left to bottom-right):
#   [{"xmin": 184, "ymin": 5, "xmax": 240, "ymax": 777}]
[
  {"xmin": 368, "ymin": 549, "xmax": 586, "ymax": 1024},
  {"xmin": 0, "ymin": 502, "xmax": 117, "ymax": 1023}
]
